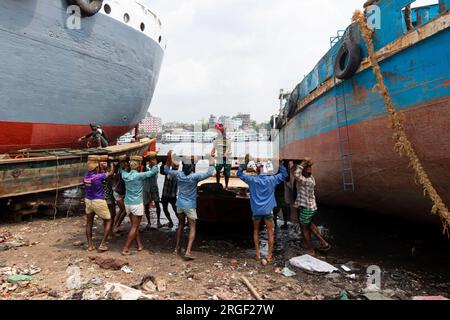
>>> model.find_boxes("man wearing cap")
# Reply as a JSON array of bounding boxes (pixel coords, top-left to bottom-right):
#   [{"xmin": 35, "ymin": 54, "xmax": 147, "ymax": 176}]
[
  {"xmin": 84, "ymin": 155, "xmax": 114, "ymax": 252},
  {"xmin": 237, "ymin": 155, "xmax": 288, "ymax": 263},
  {"xmin": 211, "ymin": 123, "xmax": 232, "ymax": 189},
  {"xmin": 78, "ymin": 123, "xmax": 109, "ymax": 148},
  {"xmin": 164, "ymin": 151, "xmax": 215, "ymax": 260},
  {"xmin": 120, "ymin": 155, "xmax": 159, "ymax": 255},
  {"xmin": 294, "ymin": 158, "xmax": 331, "ymax": 256}
]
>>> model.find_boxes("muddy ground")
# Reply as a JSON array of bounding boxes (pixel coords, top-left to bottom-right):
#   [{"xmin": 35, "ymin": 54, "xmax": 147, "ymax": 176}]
[{"xmin": 0, "ymin": 189, "xmax": 449, "ymax": 300}]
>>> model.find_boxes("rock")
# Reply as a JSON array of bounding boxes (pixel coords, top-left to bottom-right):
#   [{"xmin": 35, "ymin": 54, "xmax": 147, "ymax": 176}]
[
  {"xmin": 91, "ymin": 278, "xmax": 103, "ymax": 286},
  {"xmin": 92, "ymin": 256, "xmax": 129, "ymax": 271},
  {"xmin": 303, "ymin": 289, "xmax": 313, "ymax": 297},
  {"xmin": 261, "ymin": 259, "xmax": 268, "ymax": 266},
  {"xmin": 48, "ymin": 290, "xmax": 59, "ymax": 298},
  {"xmin": 73, "ymin": 241, "xmax": 84, "ymax": 247},
  {"xmin": 155, "ymin": 279, "xmax": 167, "ymax": 292},
  {"xmin": 121, "ymin": 266, "xmax": 133, "ymax": 274},
  {"xmin": 230, "ymin": 259, "xmax": 238, "ymax": 268}
]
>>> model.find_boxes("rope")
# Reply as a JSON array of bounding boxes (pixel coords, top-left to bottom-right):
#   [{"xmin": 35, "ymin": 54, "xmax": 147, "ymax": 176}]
[
  {"xmin": 405, "ymin": 4, "xmax": 414, "ymax": 31},
  {"xmin": 352, "ymin": 10, "xmax": 450, "ymax": 235}
]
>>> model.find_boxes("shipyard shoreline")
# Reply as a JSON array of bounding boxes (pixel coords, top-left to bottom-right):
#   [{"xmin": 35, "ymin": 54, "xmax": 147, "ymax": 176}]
[{"xmin": 0, "ymin": 188, "xmax": 449, "ymax": 300}]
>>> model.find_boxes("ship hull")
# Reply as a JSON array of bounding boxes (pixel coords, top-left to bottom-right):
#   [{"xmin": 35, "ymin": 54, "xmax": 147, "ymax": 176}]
[
  {"xmin": 280, "ymin": 19, "xmax": 450, "ymax": 224},
  {"xmin": 0, "ymin": 0, "xmax": 164, "ymax": 153}
]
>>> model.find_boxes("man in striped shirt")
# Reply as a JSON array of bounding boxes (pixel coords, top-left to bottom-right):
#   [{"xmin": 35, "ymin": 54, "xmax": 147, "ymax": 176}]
[{"xmin": 294, "ymin": 158, "xmax": 331, "ymax": 256}]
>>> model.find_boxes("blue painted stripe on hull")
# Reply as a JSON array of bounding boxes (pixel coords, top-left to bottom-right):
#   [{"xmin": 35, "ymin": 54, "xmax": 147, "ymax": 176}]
[
  {"xmin": 281, "ymin": 27, "xmax": 450, "ymax": 146},
  {"xmin": 0, "ymin": 0, "xmax": 164, "ymax": 127}
]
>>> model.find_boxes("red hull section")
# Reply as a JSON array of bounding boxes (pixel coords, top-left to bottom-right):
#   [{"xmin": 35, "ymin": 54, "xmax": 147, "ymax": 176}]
[
  {"xmin": 281, "ymin": 98, "xmax": 450, "ymax": 224},
  {"xmin": 0, "ymin": 121, "xmax": 134, "ymax": 153}
]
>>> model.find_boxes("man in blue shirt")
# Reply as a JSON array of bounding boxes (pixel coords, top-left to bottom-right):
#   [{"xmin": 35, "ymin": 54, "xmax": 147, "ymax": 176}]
[
  {"xmin": 120, "ymin": 155, "xmax": 159, "ymax": 256},
  {"xmin": 237, "ymin": 155, "xmax": 288, "ymax": 263},
  {"xmin": 165, "ymin": 151, "xmax": 215, "ymax": 260}
]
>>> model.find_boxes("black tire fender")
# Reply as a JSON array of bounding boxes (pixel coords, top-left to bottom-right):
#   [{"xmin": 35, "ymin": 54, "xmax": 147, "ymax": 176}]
[
  {"xmin": 69, "ymin": 0, "xmax": 104, "ymax": 17},
  {"xmin": 334, "ymin": 40, "xmax": 362, "ymax": 80}
]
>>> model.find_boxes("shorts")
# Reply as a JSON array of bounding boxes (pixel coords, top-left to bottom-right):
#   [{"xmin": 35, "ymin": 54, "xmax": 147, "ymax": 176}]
[
  {"xmin": 299, "ymin": 207, "xmax": 317, "ymax": 225},
  {"xmin": 177, "ymin": 208, "xmax": 198, "ymax": 221},
  {"xmin": 252, "ymin": 213, "xmax": 274, "ymax": 221},
  {"xmin": 125, "ymin": 204, "xmax": 145, "ymax": 217},
  {"xmin": 215, "ymin": 163, "xmax": 232, "ymax": 177},
  {"xmin": 113, "ymin": 191, "xmax": 124, "ymax": 201},
  {"xmin": 143, "ymin": 191, "xmax": 160, "ymax": 205},
  {"xmin": 85, "ymin": 199, "xmax": 111, "ymax": 220}
]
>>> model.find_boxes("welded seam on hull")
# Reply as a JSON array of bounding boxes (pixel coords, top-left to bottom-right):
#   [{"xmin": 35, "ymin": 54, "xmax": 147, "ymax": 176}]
[{"xmin": 283, "ymin": 12, "xmax": 450, "ymax": 128}]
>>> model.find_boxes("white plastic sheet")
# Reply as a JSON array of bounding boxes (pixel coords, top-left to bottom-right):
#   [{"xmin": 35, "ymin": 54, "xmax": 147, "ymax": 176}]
[{"xmin": 289, "ymin": 255, "xmax": 338, "ymax": 273}]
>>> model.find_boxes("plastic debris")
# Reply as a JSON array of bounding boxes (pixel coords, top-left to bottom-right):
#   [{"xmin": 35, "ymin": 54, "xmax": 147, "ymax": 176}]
[
  {"xmin": 7, "ymin": 275, "xmax": 32, "ymax": 284},
  {"xmin": 289, "ymin": 255, "xmax": 338, "ymax": 273},
  {"xmin": 281, "ymin": 267, "xmax": 296, "ymax": 277},
  {"xmin": 341, "ymin": 265, "xmax": 351, "ymax": 272},
  {"xmin": 105, "ymin": 283, "xmax": 156, "ymax": 300},
  {"xmin": 363, "ymin": 292, "xmax": 393, "ymax": 300},
  {"xmin": 121, "ymin": 266, "xmax": 133, "ymax": 274},
  {"xmin": 340, "ymin": 290, "xmax": 350, "ymax": 300}
]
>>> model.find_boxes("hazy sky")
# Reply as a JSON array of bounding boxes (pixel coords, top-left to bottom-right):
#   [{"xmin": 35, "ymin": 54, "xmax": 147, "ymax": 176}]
[{"xmin": 149, "ymin": 0, "xmax": 434, "ymax": 123}]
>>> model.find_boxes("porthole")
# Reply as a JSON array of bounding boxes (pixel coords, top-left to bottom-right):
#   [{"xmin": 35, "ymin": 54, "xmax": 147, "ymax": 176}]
[
  {"xmin": 104, "ymin": 4, "xmax": 111, "ymax": 14},
  {"xmin": 124, "ymin": 13, "xmax": 130, "ymax": 23},
  {"xmin": 140, "ymin": 22, "xmax": 145, "ymax": 32}
]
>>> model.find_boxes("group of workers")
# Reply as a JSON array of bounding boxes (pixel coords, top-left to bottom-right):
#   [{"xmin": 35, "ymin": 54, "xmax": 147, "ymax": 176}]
[{"xmin": 82, "ymin": 124, "xmax": 331, "ymax": 262}]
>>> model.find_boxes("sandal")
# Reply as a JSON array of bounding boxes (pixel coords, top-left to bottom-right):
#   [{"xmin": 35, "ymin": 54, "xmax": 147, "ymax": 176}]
[
  {"xmin": 98, "ymin": 244, "xmax": 109, "ymax": 252},
  {"xmin": 183, "ymin": 254, "xmax": 195, "ymax": 261},
  {"xmin": 121, "ymin": 250, "xmax": 132, "ymax": 256},
  {"xmin": 317, "ymin": 244, "xmax": 332, "ymax": 253}
]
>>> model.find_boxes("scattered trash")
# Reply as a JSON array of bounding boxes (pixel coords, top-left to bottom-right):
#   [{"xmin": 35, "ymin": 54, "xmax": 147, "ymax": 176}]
[
  {"xmin": 281, "ymin": 267, "xmax": 296, "ymax": 277},
  {"xmin": 363, "ymin": 292, "xmax": 393, "ymax": 300},
  {"xmin": 390, "ymin": 271, "xmax": 403, "ymax": 281},
  {"xmin": 89, "ymin": 256, "xmax": 128, "ymax": 271},
  {"xmin": 7, "ymin": 275, "xmax": 32, "ymax": 284},
  {"xmin": 346, "ymin": 274, "xmax": 356, "ymax": 280},
  {"xmin": 289, "ymin": 255, "xmax": 338, "ymax": 273},
  {"xmin": 66, "ymin": 265, "xmax": 82, "ymax": 290},
  {"xmin": 261, "ymin": 259, "xmax": 268, "ymax": 266},
  {"xmin": 121, "ymin": 266, "xmax": 133, "ymax": 274},
  {"xmin": 0, "ymin": 233, "xmax": 29, "ymax": 251},
  {"xmin": 341, "ymin": 265, "xmax": 351, "ymax": 272},
  {"xmin": 363, "ymin": 284, "xmax": 381, "ymax": 293},
  {"xmin": 325, "ymin": 273, "xmax": 341, "ymax": 282},
  {"xmin": 413, "ymin": 296, "xmax": 448, "ymax": 300},
  {"xmin": 340, "ymin": 290, "xmax": 350, "ymax": 300},
  {"xmin": 91, "ymin": 278, "xmax": 103, "ymax": 286},
  {"xmin": 105, "ymin": 283, "xmax": 156, "ymax": 300},
  {"xmin": 241, "ymin": 276, "xmax": 263, "ymax": 300}
]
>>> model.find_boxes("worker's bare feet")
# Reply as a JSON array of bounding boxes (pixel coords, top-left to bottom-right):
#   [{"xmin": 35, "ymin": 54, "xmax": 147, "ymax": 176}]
[
  {"xmin": 255, "ymin": 255, "xmax": 261, "ymax": 262},
  {"xmin": 267, "ymin": 256, "xmax": 273, "ymax": 263},
  {"xmin": 173, "ymin": 248, "xmax": 181, "ymax": 255},
  {"xmin": 307, "ymin": 250, "xmax": 316, "ymax": 256},
  {"xmin": 87, "ymin": 246, "xmax": 95, "ymax": 252},
  {"xmin": 183, "ymin": 253, "xmax": 195, "ymax": 261},
  {"xmin": 317, "ymin": 243, "xmax": 331, "ymax": 252},
  {"xmin": 137, "ymin": 246, "xmax": 144, "ymax": 252}
]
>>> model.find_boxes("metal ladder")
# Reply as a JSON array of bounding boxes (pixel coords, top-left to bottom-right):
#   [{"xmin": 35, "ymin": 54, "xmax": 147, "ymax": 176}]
[{"xmin": 330, "ymin": 31, "xmax": 355, "ymax": 192}]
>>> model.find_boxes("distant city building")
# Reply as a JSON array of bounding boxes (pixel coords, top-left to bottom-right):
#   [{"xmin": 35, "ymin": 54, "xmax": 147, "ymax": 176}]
[
  {"xmin": 218, "ymin": 115, "xmax": 231, "ymax": 124},
  {"xmin": 140, "ymin": 114, "xmax": 162, "ymax": 134},
  {"xmin": 208, "ymin": 114, "xmax": 217, "ymax": 129},
  {"xmin": 233, "ymin": 113, "xmax": 251, "ymax": 129},
  {"xmin": 224, "ymin": 118, "xmax": 243, "ymax": 131}
]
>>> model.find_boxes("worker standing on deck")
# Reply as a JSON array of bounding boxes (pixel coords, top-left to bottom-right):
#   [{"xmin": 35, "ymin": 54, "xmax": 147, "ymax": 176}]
[
  {"xmin": 84, "ymin": 155, "xmax": 114, "ymax": 252},
  {"xmin": 164, "ymin": 150, "xmax": 215, "ymax": 260},
  {"xmin": 294, "ymin": 158, "xmax": 331, "ymax": 256},
  {"xmin": 120, "ymin": 155, "xmax": 159, "ymax": 256},
  {"xmin": 78, "ymin": 123, "xmax": 109, "ymax": 148},
  {"xmin": 237, "ymin": 155, "xmax": 288, "ymax": 263},
  {"xmin": 142, "ymin": 152, "xmax": 162, "ymax": 230},
  {"xmin": 211, "ymin": 123, "xmax": 232, "ymax": 189}
]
